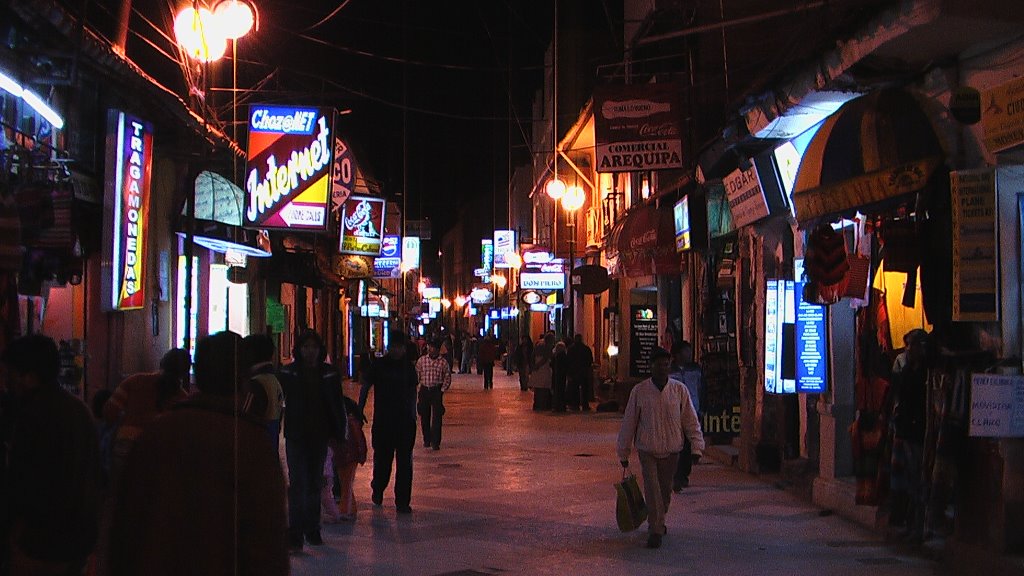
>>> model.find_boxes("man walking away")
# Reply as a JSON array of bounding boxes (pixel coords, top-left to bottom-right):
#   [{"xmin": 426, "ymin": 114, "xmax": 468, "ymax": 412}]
[
  {"xmin": 513, "ymin": 335, "xmax": 533, "ymax": 391},
  {"xmin": 566, "ymin": 334, "xmax": 594, "ymax": 411},
  {"xmin": 415, "ymin": 340, "xmax": 451, "ymax": 450},
  {"xmin": 669, "ymin": 340, "xmax": 704, "ymax": 491},
  {"xmin": 617, "ymin": 348, "xmax": 704, "ymax": 549},
  {"xmin": 3, "ymin": 335, "xmax": 101, "ymax": 576},
  {"xmin": 477, "ymin": 336, "xmax": 498, "ymax": 390},
  {"xmin": 359, "ymin": 331, "xmax": 419, "ymax": 514}
]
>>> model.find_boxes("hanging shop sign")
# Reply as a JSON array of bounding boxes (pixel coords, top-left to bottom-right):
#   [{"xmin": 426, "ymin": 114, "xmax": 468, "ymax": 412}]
[
  {"xmin": 330, "ymin": 137, "xmax": 356, "ymax": 213},
  {"xmin": 339, "ymin": 194, "xmax": 386, "ymax": 256},
  {"xmin": 481, "ymin": 239, "xmax": 494, "ymax": 273},
  {"xmin": 629, "ymin": 305, "xmax": 658, "ymax": 378},
  {"xmin": 673, "ymin": 196, "xmax": 691, "ymax": 252},
  {"xmin": 968, "ymin": 374, "xmax": 1024, "ymax": 437},
  {"xmin": 470, "ymin": 284, "xmax": 494, "ymax": 304},
  {"xmin": 493, "ymin": 229, "xmax": 516, "ymax": 268},
  {"xmin": 594, "ymin": 83, "xmax": 683, "ymax": 173},
  {"xmin": 981, "ymin": 76, "xmax": 1024, "ymax": 153},
  {"xmin": 572, "ymin": 264, "xmax": 610, "ymax": 294},
  {"xmin": 243, "ymin": 105, "xmax": 335, "ymax": 231},
  {"xmin": 521, "ymin": 290, "xmax": 543, "ymax": 305},
  {"xmin": 521, "ymin": 260, "xmax": 565, "ymax": 290},
  {"xmin": 103, "ymin": 110, "xmax": 153, "ymax": 311},
  {"xmin": 373, "ymin": 234, "xmax": 402, "ymax": 278},
  {"xmin": 950, "ymin": 169, "xmax": 998, "ymax": 322},
  {"xmin": 402, "ymin": 236, "xmax": 420, "ymax": 270},
  {"xmin": 723, "ymin": 163, "xmax": 770, "ymax": 228},
  {"xmin": 764, "ymin": 279, "xmax": 828, "ymax": 394}
]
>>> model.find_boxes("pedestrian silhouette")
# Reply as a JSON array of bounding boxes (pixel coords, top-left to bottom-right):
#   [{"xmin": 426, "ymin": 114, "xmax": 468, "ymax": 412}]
[{"xmin": 108, "ymin": 331, "xmax": 288, "ymax": 575}]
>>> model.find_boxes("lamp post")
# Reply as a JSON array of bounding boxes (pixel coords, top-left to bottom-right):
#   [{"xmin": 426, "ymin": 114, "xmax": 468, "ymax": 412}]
[
  {"xmin": 173, "ymin": 1, "xmax": 257, "ymax": 352},
  {"xmin": 560, "ymin": 185, "xmax": 585, "ymax": 337}
]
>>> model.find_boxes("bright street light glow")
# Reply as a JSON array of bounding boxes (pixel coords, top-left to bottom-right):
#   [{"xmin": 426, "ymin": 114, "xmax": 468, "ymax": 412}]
[
  {"xmin": 213, "ymin": 0, "xmax": 256, "ymax": 39},
  {"xmin": 561, "ymin": 185, "xmax": 585, "ymax": 212},
  {"xmin": 607, "ymin": 343, "xmax": 619, "ymax": 357},
  {"xmin": 545, "ymin": 177, "xmax": 566, "ymax": 200},
  {"xmin": 492, "ymin": 275, "xmax": 507, "ymax": 288},
  {"xmin": 505, "ymin": 252, "xmax": 523, "ymax": 269},
  {"xmin": 175, "ymin": 7, "xmax": 227, "ymax": 62},
  {"xmin": 454, "ymin": 295, "xmax": 467, "ymax": 307}
]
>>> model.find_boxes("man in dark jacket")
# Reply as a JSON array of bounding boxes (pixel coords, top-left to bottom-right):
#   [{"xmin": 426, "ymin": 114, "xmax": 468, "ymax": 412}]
[
  {"xmin": 278, "ymin": 329, "xmax": 347, "ymax": 550},
  {"xmin": 566, "ymin": 334, "xmax": 594, "ymax": 411},
  {"xmin": 3, "ymin": 334, "xmax": 101, "ymax": 576},
  {"xmin": 109, "ymin": 331, "xmax": 288, "ymax": 576},
  {"xmin": 359, "ymin": 331, "xmax": 418, "ymax": 513}
]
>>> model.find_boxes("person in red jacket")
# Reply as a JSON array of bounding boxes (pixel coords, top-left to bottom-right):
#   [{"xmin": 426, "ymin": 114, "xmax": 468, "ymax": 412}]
[{"xmin": 476, "ymin": 336, "xmax": 498, "ymax": 389}]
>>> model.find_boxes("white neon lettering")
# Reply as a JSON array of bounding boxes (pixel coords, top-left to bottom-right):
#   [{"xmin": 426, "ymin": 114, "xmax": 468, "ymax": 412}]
[{"xmin": 250, "ymin": 109, "xmax": 316, "ymax": 133}]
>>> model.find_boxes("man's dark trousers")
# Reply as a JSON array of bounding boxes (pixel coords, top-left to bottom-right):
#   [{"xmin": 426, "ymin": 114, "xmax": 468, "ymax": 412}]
[
  {"xmin": 286, "ymin": 439, "xmax": 328, "ymax": 536},
  {"xmin": 371, "ymin": 420, "xmax": 416, "ymax": 508},
  {"xmin": 482, "ymin": 362, "xmax": 494, "ymax": 389},
  {"xmin": 417, "ymin": 386, "xmax": 445, "ymax": 448}
]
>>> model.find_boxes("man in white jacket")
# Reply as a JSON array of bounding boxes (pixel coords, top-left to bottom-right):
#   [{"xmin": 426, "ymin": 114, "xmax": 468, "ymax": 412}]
[{"xmin": 617, "ymin": 347, "xmax": 705, "ymax": 549}]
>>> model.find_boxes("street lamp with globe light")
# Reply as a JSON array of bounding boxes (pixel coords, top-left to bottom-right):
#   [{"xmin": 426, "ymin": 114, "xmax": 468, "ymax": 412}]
[
  {"xmin": 173, "ymin": 0, "xmax": 257, "ymax": 353},
  {"xmin": 560, "ymin": 185, "xmax": 585, "ymax": 337}
]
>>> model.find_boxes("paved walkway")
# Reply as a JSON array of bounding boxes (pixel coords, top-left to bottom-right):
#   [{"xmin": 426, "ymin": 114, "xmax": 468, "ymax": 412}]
[{"xmin": 290, "ymin": 371, "xmax": 940, "ymax": 576}]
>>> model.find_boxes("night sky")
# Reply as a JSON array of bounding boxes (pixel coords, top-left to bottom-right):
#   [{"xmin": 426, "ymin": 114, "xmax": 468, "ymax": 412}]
[{"xmin": 225, "ymin": 0, "xmax": 554, "ymax": 239}]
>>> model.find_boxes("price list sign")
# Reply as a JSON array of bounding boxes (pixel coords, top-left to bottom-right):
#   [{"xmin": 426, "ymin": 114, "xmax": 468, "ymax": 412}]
[
  {"xmin": 969, "ymin": 374, "xmax": 1024, "ymax": 437},
  {"xmin": 629, "ymin": 306, "xmax": 658, "ymax": 378},
  {"xmin": 794, "ymin": 282, "xmax": 826, "ymax": 393}
]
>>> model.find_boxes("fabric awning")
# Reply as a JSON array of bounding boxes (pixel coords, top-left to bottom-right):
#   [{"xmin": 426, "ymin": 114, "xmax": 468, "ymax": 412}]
[
  {"xmin": 611, "ymin": 205, "xmax": 682, "ymax": 278},
  {"xmin": 792, "ymin": 88, "xmax": 946, "ymax": 226}
]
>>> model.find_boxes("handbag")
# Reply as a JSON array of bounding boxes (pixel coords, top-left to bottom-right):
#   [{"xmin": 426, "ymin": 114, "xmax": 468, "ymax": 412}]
[{"xmin": 614, "ymin": 468, "xmax": 648, "ymax": 532}]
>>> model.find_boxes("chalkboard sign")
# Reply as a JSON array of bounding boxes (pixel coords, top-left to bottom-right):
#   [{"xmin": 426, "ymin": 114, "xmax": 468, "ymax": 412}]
[{"xmin": 630, "ymin": 305, "xmax": 658, "ymax": 377}]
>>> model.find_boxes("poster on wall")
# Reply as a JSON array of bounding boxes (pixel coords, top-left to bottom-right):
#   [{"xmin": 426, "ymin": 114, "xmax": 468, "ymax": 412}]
[
  {"xmin": 981, "ymin": 76, "xmax": 1024, "ymax": 154},
  {"xmin": 102, "ymin": 110, "xmax": 153, "ymax": 311},
  {"xmin": 950, "ymin": 169, "xmax": 998, "ymax": 322},
  {"xmin": 339, "ymin": 194, "xmax": 386, "ymax": 256},
  {"xmin": 629, "ymin": 305, "xmax": 658, "ymax": 378},
  {"xmin": 243, "ymin": 105, "xmax": 335, "ymax": 231},
  {"xmin": 968, "ymin": 374, "xmax": 1024, "ymax": 437}
]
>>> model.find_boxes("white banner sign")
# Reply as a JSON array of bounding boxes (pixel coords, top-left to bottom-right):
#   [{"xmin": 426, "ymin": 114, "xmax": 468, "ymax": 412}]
[
  {"xmin": 724, "ymin": 164, "xmax": 769, "ymax": 228},
  {"xmin": 969, "ymin": 374, "xmax": 1024, "ymax": 437}
]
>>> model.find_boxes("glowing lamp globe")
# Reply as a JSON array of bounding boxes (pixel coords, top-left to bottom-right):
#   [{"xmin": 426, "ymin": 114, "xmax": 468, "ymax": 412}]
[
  {"xmin": 213, "ymin": 0, "xmax": 256, "ymax": 40},
  {"xmin": 561, "ymin": 185, "xmax": 586, "ymax": 212},
  {"xmin": 175, "ymin": 7, "xmax": 227, "ymax": 62},
  {"xmin": 454, "ymin": 295, "xmax": 468, "ymax": 307},
  {"xmin": 492, "ymin": 275, "xmax": 507, "ymax": 288},
  {"xmin": 505, "ymin": 252, "xmax": 523, "ymax": 269},
  {"xmin": 545, "ymin": 178, "xmax": 566, "ymax": 200}
]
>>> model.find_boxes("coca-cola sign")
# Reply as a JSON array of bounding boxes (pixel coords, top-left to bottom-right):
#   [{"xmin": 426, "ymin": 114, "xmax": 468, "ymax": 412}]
[{"xmin": 594, "ymin": 83, "xmax": 683, "ymax": 173}]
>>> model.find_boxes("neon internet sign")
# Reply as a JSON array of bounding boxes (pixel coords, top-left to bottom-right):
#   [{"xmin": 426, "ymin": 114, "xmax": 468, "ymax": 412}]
[{"xmin": 244, "ymin": 105, "xmax": 335, "ymax": 231}]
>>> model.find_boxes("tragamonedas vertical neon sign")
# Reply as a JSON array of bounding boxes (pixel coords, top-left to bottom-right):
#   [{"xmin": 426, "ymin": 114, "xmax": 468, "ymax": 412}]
[{"xmin": 107, "ymin": 111, "xmax": 153, "ymax": 311}]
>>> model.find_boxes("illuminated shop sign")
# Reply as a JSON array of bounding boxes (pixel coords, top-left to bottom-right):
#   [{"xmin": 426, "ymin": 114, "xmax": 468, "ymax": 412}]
[
  {"xmin": 339, "ymin": 194, "xmax": 386, "ymax": 256},
  {"xmin": 244, "ymin": 104, "xmax": 335, "ymax": 231},
  {"xmin": 373, "ymin": 235, "xmax": 402, "ymax": 278},
  {"xmin": 402, "ymin": 236, "xmax": 421, "ymax": 270},
  {"xmin": 481, "ymin": 239, "xmax": 494, "ymax": 272},
  {"xmin": 493, "ymin": 229, "xmax": 516, "ymax": 268},
  {"xmin": 764, "ymin": 279, "xmax": 827, "ymax": 394},
  {"xmin": 103, "ymin": 110, "xmax": 152, "ymax": 311},
  {"xmin": 673, "ymin": 196, "xmax": 690, "ymax": 252}
]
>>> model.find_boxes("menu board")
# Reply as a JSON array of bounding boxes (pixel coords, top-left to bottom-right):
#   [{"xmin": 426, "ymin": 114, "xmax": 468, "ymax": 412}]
[
  {"xmin": 629, "ymin": 305, "xmax": 658, "ymax": 378},
  {"xmin": 795, "ymin": 282, "xmax": 826, "ymax": 393}
]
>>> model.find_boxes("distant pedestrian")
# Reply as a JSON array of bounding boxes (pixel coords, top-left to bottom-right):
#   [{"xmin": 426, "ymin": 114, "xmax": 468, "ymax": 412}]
[
  {"xmin": 241, "ymin": 334, "xmax": 285, "ymax": 446},
  {"xmin": 617, "ymin": 347, "xmax": 704, "ymax": 549},
  {"xmin": 441, "ymin": 332, "xmax": 455, "ymax": 373},
  {"xmin": 477, "ymin": 336, "xmax": 498, "ymax": 389},
  {"xmin": 2, "ymin": 334, "xmax": 101, "ymax": 576},
  {"xmin": 415, "ymin": 340, "xmax": 451, "ymax": 450},
  {"xmin": 109, "ymin": 331, "xmax": 288, "ymax": 576},
  {"xmin": 459, "ymin": 332, "xmax": 473, "ymax": 374},
  {"xmin": 529, "ymin": 333, "xmax": 557, "ymax": 410},
  {"xmin": 669, "ymin": 341, "xmax": 704, "ymax": 491},
  {"xmin": 550, "ymin": 341, "xmax": 568, "ymax": 412},
  {"xmin": 278, "ymin": 329, "xmax": 348, "ymax": 551},
  {"xmin": 359, "ymin": 330, "xmax": 419, "ymax": 514},
  {"xmin": 513, "ymin": 335, "xmax": 534, "ymax": 391},
  {"xmin": 566, "ymin": 334, "xmax": 594, "ymax": 411}
]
